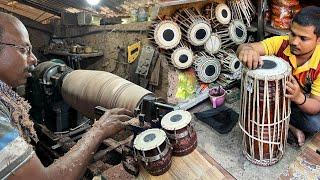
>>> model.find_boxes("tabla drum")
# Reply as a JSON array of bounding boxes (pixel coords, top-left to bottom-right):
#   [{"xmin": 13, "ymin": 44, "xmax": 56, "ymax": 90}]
[
  {"xmin": 216, "ymin": 50, "xmax": 242, "ymax": 73},
  {"xmin": 204, "ymin": 33, "xmax": 222, "ymax": 55},
  {"xmin": 215, "ymin": 3, "xmax": 232, "ymax": 25},
  {"xmin": 217, "ymin": 20, "xmax": 247, "ymax": 48},
  {"xmin": 227, "ymin": 0, "xmax": 256, "ymax": 27},
  {"xmin": 161, "ymin": 110, "xmax": 197, "ymax": 156},
  {"xmin": 174, "ymin": 9, "xmax": 211, "ymax": 46},
  {"xmin": 194, "ymin": 53, "xmax": 221, "ymax": 83},
  {"xmin": 133, "ymin": 128, "xmax": 172, "ymax": 175},
  {"xmin": 171, "ymin": 45, "xmax": 194, "ymax": 69},
  {"xmin": 239, "ymin": 56, "xmax": 292, "ymax": 166},
  {"xmin": 152, "ymin": 20, "xmax": 182, "ymax": 49}
]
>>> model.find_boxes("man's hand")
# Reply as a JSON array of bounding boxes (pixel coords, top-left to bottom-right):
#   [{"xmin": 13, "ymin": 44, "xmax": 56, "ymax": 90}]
[
  {"xmin": 93, "ymin": 108, "xmax": 133, "ymax": 140},
  {"xmin": 285, "ymin": 75, "xmax": 305, "ymax": 104},
  {"xmin": 237, "ymin": 44, "xmax": 263, "ymax": 69}
]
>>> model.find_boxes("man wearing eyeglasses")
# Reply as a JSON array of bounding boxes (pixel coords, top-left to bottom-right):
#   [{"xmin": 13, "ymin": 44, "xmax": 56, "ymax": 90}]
[
  {"xmin": 237, "ymin": 6, "xmax": 320, "ymax": 147},
  {"xmin": 0, "ymin": 12, "xmax": 133, "ymax": 179}
]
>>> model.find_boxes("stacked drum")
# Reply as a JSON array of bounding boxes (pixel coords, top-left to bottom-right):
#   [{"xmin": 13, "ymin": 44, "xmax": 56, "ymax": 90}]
[{"xmin": 239, "ymin": 56, "xmax": 291, "ymax": 166}]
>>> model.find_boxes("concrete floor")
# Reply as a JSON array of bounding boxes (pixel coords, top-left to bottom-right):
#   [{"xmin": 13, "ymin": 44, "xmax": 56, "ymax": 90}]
[{"xmin": 190, "ymin": 99, "xmax": 301, "ymax": 180}]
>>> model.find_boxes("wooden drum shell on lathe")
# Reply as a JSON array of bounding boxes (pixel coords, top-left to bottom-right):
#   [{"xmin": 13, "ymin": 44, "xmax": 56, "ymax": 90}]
[{"xmin": 61, "ymin": 70, "xmax": 154, "ymax": 119}]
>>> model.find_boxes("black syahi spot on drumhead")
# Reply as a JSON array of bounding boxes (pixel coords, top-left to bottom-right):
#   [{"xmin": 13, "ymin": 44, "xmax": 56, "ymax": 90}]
[
  {"xmin": 196, "ymin": 29, "xmax": 206, "ymax": 40},
  {"xmin": 261, "ymin": 60, "xmax": 277, "ymax": 69},
  {"xmin": 222, "ymin": 9, "xmax": 228, "ymax": 18},
  {"xmin": 179, "ymin": 54, "xmax": 188, "ymax": 63},
  {"xmin": 163, "ymin": 29, "xmax": 174, "ymax": 41},
  {"xmin": 235, "ymin": 27, "xmax": 244, "ymax": 38},
  {"xmin": 170, "ymin": 114, "xmax": 182, "ymax": 122},
  {"xmin": 234, "ymin": 61, "xmax": 240, "ymax": 69},
  {"xmin": 144, "ymin": 133, "xmax": 156, "ymax": 142},
  {"xmin": 205, "ymin": 65, "xmax": 216, "ymax": 76}
]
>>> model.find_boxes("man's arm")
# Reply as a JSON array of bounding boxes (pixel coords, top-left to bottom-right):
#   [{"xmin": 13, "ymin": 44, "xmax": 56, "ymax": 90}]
[
  {"xmin": 286, "ymin": 76, "xmax": 320, "ymax": 115},
  {"xmin": 236, "ymin": 42, "xmax": 266, "ymax": 69},
  {"xmin": 9, "ymin": 108, "xmax": 133, "ymax": 180}
]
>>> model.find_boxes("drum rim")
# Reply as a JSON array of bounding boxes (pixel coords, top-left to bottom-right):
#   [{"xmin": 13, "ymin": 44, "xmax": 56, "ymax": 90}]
[
  {"xmin": 204, "ymin": 33, "xmax": 222, "ymax": 54},
  {"xmin": 244, "ymin": 56, "xmax": 292, "ymax": 80},
  {"xmin": 215, "ymin": 3, "xmax": 232, "ymax": 25},
  {"xmin": 161, "ymin": 110, "xmax": 192, "ymax": 130},
  {"xmin": 134, "ymin": 128, "xmax": 167, "ymax": 151},
  {"xmin": 228, "ymin": 20, "xmax": 247, "ymax": 44},
  {"xmin": 188, "ymin": 20, "xmax": 212, "ymax": 46},
  {"xmin": 171, "ymin": 47, "xmax": 194, "ymax": 69},
  {"xmin": 154, "ymin": 20, "xmax": 182, "ymax": 49}
]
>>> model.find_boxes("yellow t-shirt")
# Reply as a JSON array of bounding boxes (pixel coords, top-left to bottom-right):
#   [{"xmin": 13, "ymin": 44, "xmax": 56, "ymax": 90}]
[{"xmin": 261, "ymin": 36, "xmax": 320, "ymax": 96}]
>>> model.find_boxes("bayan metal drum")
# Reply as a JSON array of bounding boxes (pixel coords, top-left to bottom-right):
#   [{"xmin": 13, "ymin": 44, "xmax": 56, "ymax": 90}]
[
  {"xmin": 161, "ymin": 110, "xmax": 197, "ymax": 156},
  {"xmin": 216, "ymin": 49, "xmax": 242, "ymax": 73},
  {"xmin": 194, "ymin": 53, "xmax": 221, "ymax": 83},
  {"xmin": 170, "ymin": 44, "xmax": 194, "ymax": 69},
  {"xmin": 204, "ymin": 33, "xmax": 222, "ymax": 55},
  {"xmin": 174, "ymin": 8, "xmax": 211, "ymax": 46},
  {"xmin": 151, "ymin": 20, "xmax": 182, "ymax": 49},
  {"xmin": 133, "ymin": 128, "xmax": 172, "ymax": 175},
  {"xmin": 216, "ymin": 20, "xmax": 247, "ymax": 48},
  {"xmin": 239, "ymin": 56, "xmax": 291, "ymax": 166}
]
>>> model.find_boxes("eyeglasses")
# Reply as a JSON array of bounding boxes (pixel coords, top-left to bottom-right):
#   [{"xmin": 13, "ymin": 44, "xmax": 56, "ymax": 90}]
[{"xmin": 0, "ymin": 42, "xmax": 33, "ymax": 56}]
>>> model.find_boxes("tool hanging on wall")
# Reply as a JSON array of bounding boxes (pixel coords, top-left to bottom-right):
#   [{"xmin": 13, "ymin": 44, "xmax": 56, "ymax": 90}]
[{"xmin": 128, "ymin": 41, "xmax": 141, "ymax": 64}]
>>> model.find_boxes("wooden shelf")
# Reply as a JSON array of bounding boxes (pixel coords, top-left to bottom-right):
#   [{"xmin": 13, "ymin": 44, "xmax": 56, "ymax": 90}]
[
  {"xmin": 265, "ymin": 24, "xmax": 290, "ymax": 36},
  {"xmin": 44, "ymin": 50, "xmax": 103, "ymax": 58}
]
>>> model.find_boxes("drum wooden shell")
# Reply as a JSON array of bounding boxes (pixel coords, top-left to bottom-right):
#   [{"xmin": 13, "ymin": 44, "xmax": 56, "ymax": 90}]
[
  {"xmin": 216, "ymin": 20, "xmax": 247, "ymax": 48},
  {"xmin": 217, "ymin": 50, "xmax": 242, "ymax": 73},
  {"xmin": 61, "ymin": 70, "xmax": 153, "ymax": 119},
  {"xmin": 134, "ymin": 129, "xmax": 172, "ymax": 176},
  {"xmin": 239, "ymin": 56, "xmax": 291, "ymax": 166},
  {"xmin": 164, "ymin": 124, "xmax": 197, "ymax": 156}
]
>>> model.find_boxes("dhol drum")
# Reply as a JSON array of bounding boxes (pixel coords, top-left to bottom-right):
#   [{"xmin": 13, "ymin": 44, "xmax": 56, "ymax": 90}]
[
  {"xmin": 203, "ymin": 3, "xmax": 231, "ymax": 26},
  {"xmin": 194, "ymin": 52, "xmax": 221, "ymax": 83},
  {"xmin": 150, "ymin": 20, "xmax": 182, "ymax": 49},
  {"xmin": 173, "ymin": 8, "xmax": 211, "ymax": 46},
  {"xmin": 227, "ymin": 0, "xmax": 256, "ymax": 27},
  {"xmin": 204, "ymin": 33, "xmax": 222, "ymax": 55},
  {"xmin": 170, "ymin": 44, "xmax": 194, "ymax": 69},
  {"xmin": 216, "ymin": 20, "xmax": 247, "ymax": 48},
  {"xmin": 239, "ymin": 56, "xmax": 291, "ymax": 166},
  {"xmin": 161, "ymin": 110, "xmax": 197, "ymax": 156},
  {"xmin": 133, "ymin": 128, "xmax": 172, "ymax": 176},
  {"xmin": 216, "ymin": 49, "xmax": 242, "ymax": 73}
]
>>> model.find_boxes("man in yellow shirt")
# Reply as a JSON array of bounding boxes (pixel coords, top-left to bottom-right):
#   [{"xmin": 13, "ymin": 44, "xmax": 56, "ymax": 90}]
[{"xmin": 237, "ymin": 6, "xmax": 320, "ymax": 146}]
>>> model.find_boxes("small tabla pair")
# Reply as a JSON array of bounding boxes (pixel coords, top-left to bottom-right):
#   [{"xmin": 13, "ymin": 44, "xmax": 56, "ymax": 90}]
[
  {"xmin": 133, "ymin": 110, "xmax": 197, "ymax": 175},
  {"xmin": 239, "ymin": 56, "xmax": 291, "ymax": 166}
]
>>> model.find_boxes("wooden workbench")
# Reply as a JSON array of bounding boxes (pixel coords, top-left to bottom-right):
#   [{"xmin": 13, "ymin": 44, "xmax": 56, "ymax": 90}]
[{"xmin": 103, "ymin": 148, "xmax": 234, "ymax": 180}]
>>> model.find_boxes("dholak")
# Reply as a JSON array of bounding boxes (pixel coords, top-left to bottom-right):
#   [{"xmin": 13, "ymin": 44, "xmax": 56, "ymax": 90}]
[
  {"xmin": 133, "ymin": 128, "xmax": 172, "ymax": 176},
  {"xmin": 161, "ymin": 110, "xmax": 197, "ymax": 156},
  {"xmin": 239, "ymin": 56, "xmax": 291, "ymax": 166}
]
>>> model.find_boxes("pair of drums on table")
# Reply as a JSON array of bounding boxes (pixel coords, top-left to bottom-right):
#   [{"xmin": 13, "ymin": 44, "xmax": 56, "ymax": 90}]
[{"xmin": 133, "ymin": 110, "xmax": 197, "ymax": 175}]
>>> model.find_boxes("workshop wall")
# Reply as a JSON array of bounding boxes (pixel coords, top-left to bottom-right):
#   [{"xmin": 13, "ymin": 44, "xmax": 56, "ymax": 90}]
[
  {"xmin": 28, "ymin": 27, "xmax": 50, "ymax": 59},
  {"xmin": 53, "ymin": 22, "xmax": 169, "ymax": 99}
]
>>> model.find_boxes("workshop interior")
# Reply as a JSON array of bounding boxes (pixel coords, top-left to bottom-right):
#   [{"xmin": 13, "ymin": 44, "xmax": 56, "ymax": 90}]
[{"xmin": 1, "ymin": 0, "xmax": 320, "ymax": 179}]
